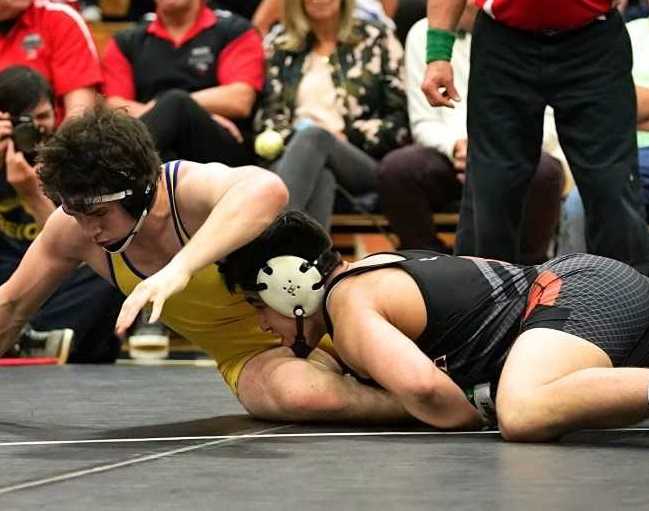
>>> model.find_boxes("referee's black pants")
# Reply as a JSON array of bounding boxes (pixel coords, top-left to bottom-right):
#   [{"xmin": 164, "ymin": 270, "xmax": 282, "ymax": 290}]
[{"xmin": 457, "ymin": 10, "xmax": 649, "ymax": 274}]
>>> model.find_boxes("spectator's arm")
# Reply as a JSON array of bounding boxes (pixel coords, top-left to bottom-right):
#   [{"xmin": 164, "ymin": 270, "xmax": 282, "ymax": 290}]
[
  {"xmin": 197, "ymin": 28, "xmax": 264, "ymax": 119},
  {"xmin": 101, "ymin": 37, "xmax": 151, "ymax": 117},
  {"xmin": 191, "ymin": 83, "xmax": 257, "ymax": 119},
  {"xmin": 252, "ymin": 0, "xmax": 282, "ymax": 35},
  {"xmin": 382, "ymin": 0, "xmax": 399, "ymax": 17},
  {"xmin": 347, "ymin": 29, "xmax": 410, "ymax": 157},
  {"xmin": 637, "ymin": 85, "xmax": 649, "ymax": 128},
  {"xmin": 47, "ymin": 6, "xmax": 102, "ymax": 116},
  {"xmin": 62, "ymin": 87, "xmax": 96, "ymax": 120}
]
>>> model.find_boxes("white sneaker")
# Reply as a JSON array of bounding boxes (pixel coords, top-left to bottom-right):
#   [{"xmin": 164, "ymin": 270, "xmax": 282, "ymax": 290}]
[
  {"xmin": 19, "ymin": 327, "xmax": 74, "ymax": 364},
  {"xmin": 128, "ymin": 314, "xmax": 170, "ymax": 361}
]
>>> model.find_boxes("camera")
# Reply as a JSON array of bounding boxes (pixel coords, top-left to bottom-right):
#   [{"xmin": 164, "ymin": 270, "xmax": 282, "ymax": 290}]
[{"xmin": 10, "ymin": 115, "xmax": 43, "ymax": 162}]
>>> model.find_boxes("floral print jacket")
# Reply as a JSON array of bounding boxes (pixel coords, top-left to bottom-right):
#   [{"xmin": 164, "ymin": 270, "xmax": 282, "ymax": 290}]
[{"xmin": 254, "ymin": 19, "xmax": 410, "ymax": 159}]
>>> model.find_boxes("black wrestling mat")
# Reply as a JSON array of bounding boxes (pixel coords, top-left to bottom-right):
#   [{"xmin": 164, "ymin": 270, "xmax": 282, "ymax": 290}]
[{"xmin": 0, "ymin": 365, "xmax": 647, "ymax": 510}]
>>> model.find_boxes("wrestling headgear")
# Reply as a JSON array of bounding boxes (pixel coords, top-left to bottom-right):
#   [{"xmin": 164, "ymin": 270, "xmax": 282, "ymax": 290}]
[
  {"xmin": 253, "ymin": 249, "xmax": 341, "ymax": 359},
  {"xmin": 254, "ymin": 250, "xmax": 341, "ymax": 318}
]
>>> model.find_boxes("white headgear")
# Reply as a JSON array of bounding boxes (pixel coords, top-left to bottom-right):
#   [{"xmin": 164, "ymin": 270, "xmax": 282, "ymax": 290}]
[{"xmin": 256, "ymin": 255, "xmax": 326, "ymax": 318}]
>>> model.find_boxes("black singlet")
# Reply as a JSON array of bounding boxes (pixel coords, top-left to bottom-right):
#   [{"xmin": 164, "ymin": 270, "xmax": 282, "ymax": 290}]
[{"xmin": 323, "ymin": 250, "xmax": 538, "ymax": 388}]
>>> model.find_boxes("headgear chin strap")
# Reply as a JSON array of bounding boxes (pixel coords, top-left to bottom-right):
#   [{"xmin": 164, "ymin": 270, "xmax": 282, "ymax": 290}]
[
  {"xmin": 61, "ymin": 182, "xmax": 157, "ymax": 254},
  {"xmin": 254, "ymin": 250, "xmax": 341, "ymax": 359},
  {"xmin": 103, "ymin": 206, "xmax": 149, "ymax": 254}
]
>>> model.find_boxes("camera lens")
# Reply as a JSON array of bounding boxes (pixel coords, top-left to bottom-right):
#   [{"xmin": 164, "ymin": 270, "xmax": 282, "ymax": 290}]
[{"xmin": 12, "ymin": 119, "xmax": 41, "ymax": 157}]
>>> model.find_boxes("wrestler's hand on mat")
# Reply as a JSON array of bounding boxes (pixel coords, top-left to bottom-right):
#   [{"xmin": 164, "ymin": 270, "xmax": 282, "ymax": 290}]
[
  {"xmin": 114, "ymin": 263, "xmax": 192, "ymax": 337},
  {"xmin": 421, "ymin": 61, "xmax": 460, "ymax": 108}
]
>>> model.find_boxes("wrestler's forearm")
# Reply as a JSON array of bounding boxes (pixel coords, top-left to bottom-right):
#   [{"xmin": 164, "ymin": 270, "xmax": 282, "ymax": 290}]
[
  {"xmin": 401, "ymin": 383, "xmax": 485, "ymax": 430},
  {"xmin": 0, "ymin": 298, "xmax": 28, "ymax": 356},
  {"xmin": 326, "ymin": 375, "xmax": 412, "ymax": 423}
]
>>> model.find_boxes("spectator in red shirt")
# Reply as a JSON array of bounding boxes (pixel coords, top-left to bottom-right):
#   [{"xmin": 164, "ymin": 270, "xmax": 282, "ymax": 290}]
[
  {"xmin": 422, "ymin": 0, "xmax": 649, "ymax": 274},
  {"xmin": 0, "ymin": 0, "xmax": 100, "ymax": 121},
  {"xmin": 102, "ymin": 0, "xmax": 265, "ymax": 165}
]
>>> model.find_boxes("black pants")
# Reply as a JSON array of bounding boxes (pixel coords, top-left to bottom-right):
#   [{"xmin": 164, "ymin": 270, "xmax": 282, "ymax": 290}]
[
  {"xmin": 459, "ymin": 10, "xmax": 649, "ymax": 273},
  {"xmin": 378, "ymin": 144, "xmax": 564, "ymax": 264},
  {"xmin": 140, "ymin": 89, "xmax": 253, "ymax": 167},
  {"xmin": 0, "ymin": 258, "xmax": 124, "ymax": 363}
]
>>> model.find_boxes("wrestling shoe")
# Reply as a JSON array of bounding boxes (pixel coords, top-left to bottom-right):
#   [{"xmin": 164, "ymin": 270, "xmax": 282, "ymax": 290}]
[
  {"xmin": 128, "ymin": 311, "xmax": 170, "ymax": 361},
  {"xmin": 16, "ymin": 326, "xmax": 74, "ymax": 364}
]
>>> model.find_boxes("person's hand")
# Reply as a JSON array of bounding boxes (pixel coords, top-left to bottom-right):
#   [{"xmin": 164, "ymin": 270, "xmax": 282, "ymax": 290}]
[
  {"xmin": 114, "ymin": 262, "xmax": 192, "ymax": 338},
  {"xmin": 5, "ymin": 139, "xmax": 41, "ymax": 198},
  {"xmin": 333, "ymin": 130, "xmax": 347, "ymax": 142},
  {"xmin": 421, "ymin": 61, "xmax": 460, "ymax": 108},
  {"xmin": 128, "ymin": 100, "xmax": 155, "ymax": 118},
  {"xmin": 453, "ymin": 138, "xmax": 468, "ymax": 183},
  {"xmin": 211, "ymin": 113, "xmax": 243, "ymax": 143},
  {"xmin": 0, "ymin": 112, "xmax": 12, "ymax": 155}
]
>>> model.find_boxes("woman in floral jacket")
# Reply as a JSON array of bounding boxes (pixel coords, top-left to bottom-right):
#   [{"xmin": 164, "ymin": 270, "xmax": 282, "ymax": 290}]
[{"xmin": 254, "ymin": 0, "xmax": 409, "ymax": 229}]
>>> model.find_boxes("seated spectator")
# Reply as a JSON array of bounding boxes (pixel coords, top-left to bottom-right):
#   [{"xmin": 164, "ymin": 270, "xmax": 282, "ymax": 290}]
[
  {"xmin": 0, "ymin": 66, "xmax": 123, "ymax": 363},
  {"xmin": 102, "ymin": 0, "xmax": 264, "ymax": 165},
  {"xmin": 0, "ymin": 0, "xmax": 101, "ymax": 122},
  {"xmin": 255, "ymin": 0, "xmax": 409, "ymax": 230},
  {"xmin": 378, "ymin": 9, "xmax": 565, "ymax": 264}
]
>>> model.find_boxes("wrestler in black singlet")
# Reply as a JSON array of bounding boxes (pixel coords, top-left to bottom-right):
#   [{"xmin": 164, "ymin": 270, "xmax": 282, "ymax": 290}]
[{"xmin": 323, "ymin": 251, "xmax": 649, "ymax": 391}]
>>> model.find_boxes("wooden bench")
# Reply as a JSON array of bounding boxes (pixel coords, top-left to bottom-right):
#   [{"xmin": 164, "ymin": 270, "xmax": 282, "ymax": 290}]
[
  {"xmin": 330, "ymin": 213, "xmax": 459, "ymax": 259},
  {"xmin": 88, "ymin": 21, "xmax": 133, "ymax": 54}
]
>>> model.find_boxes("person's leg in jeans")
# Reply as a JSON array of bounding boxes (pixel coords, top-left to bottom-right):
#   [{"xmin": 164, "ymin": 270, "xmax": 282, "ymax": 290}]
[
  {"xmin": 30, "ymin": 265, "xmax": 124, "ymax": 363},
  {"xmin": 275, "ymin": 126, "xmax": 378, "ymax": 227},
  {"xmin": 303, "ymin": 169, "xmax": 337, "ymax": 230},
  {"xmin": 551, "ymin": 12, "xmax": 649, "ymax": 274},
  {"xmin": 520, "ymin": 152, "xmax": 565, "ymax": 264},
  {"xmin": 140, "ymin": 89, "xmax": 251, "ymax": 166},
  {"xmin": 378, "ymin": 144, "xmax": 461, "ymax": 251},
  {"xmin": 461, "ymin": 12, "xmax": 546, "ymax": 263}
]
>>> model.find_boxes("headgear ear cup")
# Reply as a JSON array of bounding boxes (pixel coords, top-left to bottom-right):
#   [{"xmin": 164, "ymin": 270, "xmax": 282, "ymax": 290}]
[{"xmin": 256, "ymin": 255, "xmax": 326, "ymax": 318}]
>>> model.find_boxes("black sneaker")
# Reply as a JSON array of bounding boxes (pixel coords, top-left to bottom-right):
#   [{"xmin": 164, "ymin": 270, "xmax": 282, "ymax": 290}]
[
  {"xmin": 17, "ymin": 326, "xmax": 74, "ymax": 364},
  {"xmin": 128, "ymin": 311, "xmax": 170, "ymax": 361}
]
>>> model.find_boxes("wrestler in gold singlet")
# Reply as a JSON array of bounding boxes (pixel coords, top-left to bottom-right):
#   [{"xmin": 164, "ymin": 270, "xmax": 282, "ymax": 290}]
[{"xmin": 106, "ymin": 161, "xmax": 335, "ymax": 393}]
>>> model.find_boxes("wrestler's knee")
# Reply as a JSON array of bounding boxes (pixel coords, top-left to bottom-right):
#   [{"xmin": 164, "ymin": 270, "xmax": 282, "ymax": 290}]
[{"xmin": 497, "ymin": 391, "xmax": 557, "ymax": 442}]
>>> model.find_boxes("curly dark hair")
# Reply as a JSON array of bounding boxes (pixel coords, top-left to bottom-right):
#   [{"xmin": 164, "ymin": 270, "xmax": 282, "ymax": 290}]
[
  {"xmin": 37, "ymin": 103, "xmax": 161, "ymax": 204},
  {"xmin": 221, "ymin": 210, "xmax": 335, "ymax": 294}
]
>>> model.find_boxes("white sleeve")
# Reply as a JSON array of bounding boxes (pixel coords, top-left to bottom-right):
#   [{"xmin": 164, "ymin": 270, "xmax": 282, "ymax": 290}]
[{"xmin": 405, "ymin": 20, "xmax": 463, "ymax": 161}]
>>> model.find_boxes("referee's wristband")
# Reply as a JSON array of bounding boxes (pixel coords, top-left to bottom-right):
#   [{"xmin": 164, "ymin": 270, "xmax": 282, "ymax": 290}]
[{"xmin": 426, "ymin": 28, "xmax": 456, "ymax": 63}]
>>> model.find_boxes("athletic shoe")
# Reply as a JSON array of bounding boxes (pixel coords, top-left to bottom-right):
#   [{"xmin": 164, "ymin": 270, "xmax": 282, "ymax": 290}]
[
  {"xmin": 128, "ymin": 313, "xmax": 170, "ymax": 361},
  {"xmin": 17, "ymin": 326, "xmax": 74, "ymax": 364}
]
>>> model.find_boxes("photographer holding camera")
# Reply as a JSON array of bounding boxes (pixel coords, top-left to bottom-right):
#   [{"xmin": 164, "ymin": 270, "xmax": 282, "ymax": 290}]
[{"xmin": 0, "ymin": 66, "xmax": 124, "ymax": 363}]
